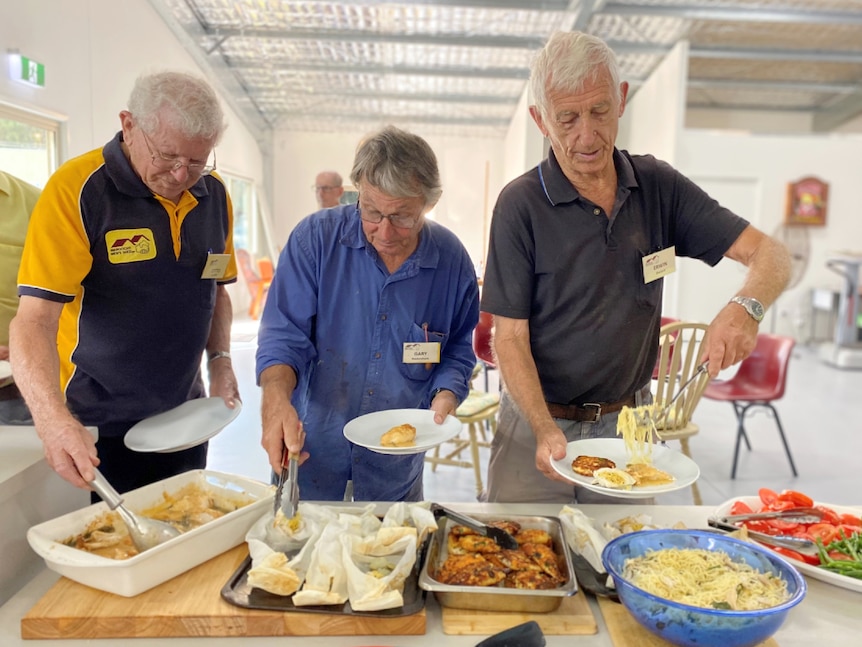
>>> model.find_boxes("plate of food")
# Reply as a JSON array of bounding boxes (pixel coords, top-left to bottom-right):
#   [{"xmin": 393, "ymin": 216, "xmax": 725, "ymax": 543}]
[
  {"xmin": 124, "ymin": 397, "xmax": 242, "ymax": 453},
  {"xmin": 0, "ymin": 359, "xmax": 12, "ymax": 381},
  {"xmin": 714, "ymin": 492, "xmax": 862, "ymax": 594},
  {"xmin": 550, "ymin": 438, "xmax": 700, "ymax": 498},
  {"xmin": 343, "ymin": 408, "xmax": 462, "ymax": 455}
]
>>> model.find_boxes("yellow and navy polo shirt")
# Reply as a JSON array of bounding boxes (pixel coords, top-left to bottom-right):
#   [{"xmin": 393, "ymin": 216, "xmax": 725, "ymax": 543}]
[{"xmin": 17, "ymin": 132, "xmax": 237, "ymax": 428}]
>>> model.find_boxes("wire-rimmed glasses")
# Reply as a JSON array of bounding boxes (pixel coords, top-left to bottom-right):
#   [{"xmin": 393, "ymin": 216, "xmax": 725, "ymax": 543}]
[
  {"xmin": 356, "ymin": 198, "xmax": 421, "ymax": 230},
  {"xmin": 141, "ymin": 131, "xmax": 217, "ymax": 176}
]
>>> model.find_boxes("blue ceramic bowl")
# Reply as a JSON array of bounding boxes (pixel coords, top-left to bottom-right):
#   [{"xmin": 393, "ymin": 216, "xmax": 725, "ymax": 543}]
[{"xmin": 601, "ymin": 529, "xmax": 806, "ymax": 647}]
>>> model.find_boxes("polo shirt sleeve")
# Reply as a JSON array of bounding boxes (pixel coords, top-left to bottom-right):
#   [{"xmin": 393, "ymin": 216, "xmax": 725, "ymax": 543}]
[{"xmin": 18, "ymin": 156, "xmax": 98, "ymax": 302}]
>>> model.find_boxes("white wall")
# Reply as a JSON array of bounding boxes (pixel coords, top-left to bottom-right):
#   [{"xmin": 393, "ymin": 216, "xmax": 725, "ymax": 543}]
[
  {"xmin": 1, "ymin": 0, "xmax": 266, "ymax": 313},
  {"xmin": 271, "ymin": 128, "xmax": 505, "ymax": 269}
]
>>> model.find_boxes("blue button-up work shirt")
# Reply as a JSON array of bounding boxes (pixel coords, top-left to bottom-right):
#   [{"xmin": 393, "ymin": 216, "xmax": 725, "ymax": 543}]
[{"xmin": 256, "ymin": 205, "xmax": 479, "ymax": 501}]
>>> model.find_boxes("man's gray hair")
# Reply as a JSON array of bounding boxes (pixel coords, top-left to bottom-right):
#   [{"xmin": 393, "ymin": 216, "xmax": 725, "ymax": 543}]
[
  {"xmin": 128, "ymin": 71, "xmax": 227, "ymax": 142},
  {"xmin": 530, "ymin": 31, "xmax": 621, "ymax": 118},
  {"xmin": 350, "ymin": 125, "xmax": 442, "ymax": 207}
]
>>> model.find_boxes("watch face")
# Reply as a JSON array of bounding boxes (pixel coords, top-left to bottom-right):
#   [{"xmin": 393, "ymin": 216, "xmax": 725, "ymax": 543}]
[{"xmin": 751, "ymin": 300, "xmax": 765, "ymax": 317}]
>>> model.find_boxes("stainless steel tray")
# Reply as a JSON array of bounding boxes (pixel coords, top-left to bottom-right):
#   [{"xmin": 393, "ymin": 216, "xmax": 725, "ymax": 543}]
[{"xmin": 418, "ymin": 512, "xmax": 577, "ymax": 613}]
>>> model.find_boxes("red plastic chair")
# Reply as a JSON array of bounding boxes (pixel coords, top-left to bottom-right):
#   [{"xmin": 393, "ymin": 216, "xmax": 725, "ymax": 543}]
[
  {"xmin": 236, "ymin": 249, "xmax": 272, "ymax": 320},
  {"xmin": 473, "ymin": 311, "xmax": 496, "ymax": 391},
  {"xmin": 702, "ymin": 334, "xmax": 798, "ymax": 479}
]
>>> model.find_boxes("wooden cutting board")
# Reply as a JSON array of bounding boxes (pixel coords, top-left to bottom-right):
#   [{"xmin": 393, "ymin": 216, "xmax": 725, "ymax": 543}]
[
  {"xmin": 21, "ymin": 545, "xmax": 426, "ymax": 639},
  {"xmin": 597, "ymin": 597, "xmax": 779, "ymax": 647},
  {"xmin": 440, "ymin": 592, "xmax": 596, "ymax": 635}
]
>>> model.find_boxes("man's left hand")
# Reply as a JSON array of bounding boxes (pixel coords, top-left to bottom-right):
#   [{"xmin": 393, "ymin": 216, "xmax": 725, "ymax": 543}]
[{"xmin": 431, "ymin": 389, "xmax": 458, "ymax": 423}]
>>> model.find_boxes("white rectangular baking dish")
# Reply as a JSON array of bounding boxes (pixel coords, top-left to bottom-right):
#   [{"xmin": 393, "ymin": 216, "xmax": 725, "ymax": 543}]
[{"xmin": 26, "ymin": 469, "xmax": 273, "ymax": 597}]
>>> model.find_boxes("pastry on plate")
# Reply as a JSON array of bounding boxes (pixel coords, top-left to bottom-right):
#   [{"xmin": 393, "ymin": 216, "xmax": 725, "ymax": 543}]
[{"xmin": 380, "ymin": 423, "xmax": 417, "ymax": 447}]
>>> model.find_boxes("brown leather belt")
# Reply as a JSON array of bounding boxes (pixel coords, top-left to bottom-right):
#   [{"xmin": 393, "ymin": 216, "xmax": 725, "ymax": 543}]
[
  {"xmin": 0, "ymin": 382, "xmax": 22, "ymax": 402},
  {"xmin": 546, "ymin": 396, "xmax": 636, "ymax": 422}
]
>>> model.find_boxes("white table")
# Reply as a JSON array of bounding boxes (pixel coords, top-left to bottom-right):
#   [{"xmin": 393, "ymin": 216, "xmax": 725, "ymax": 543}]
[{"xmin": 1, "ymin": 502, "xmax": 859, "ymax": 646}]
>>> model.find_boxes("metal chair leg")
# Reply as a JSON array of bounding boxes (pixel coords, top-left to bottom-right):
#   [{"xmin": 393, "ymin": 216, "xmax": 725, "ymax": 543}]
[{"xmin": 767, "ymin": 404, "xmax": 798, "ymax": 477}]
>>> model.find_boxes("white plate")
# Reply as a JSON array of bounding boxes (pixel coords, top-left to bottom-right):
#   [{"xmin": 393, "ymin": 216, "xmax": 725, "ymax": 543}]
[
  {"xmin": 714, "ymin": 496, "xmax": 862, "ymax": 594},
  {"xmin": 0, "ymin": 359, "xmax": 11, "ymax": 380},
  {"xmin": 550, "ymin": 438, "xmax": 700, "ymax": 499},
  {"xmin": 124, "ymin": 397, "xmax": 242, "ymax": 453},
  {"xmin": 343, "ymin": 408, "xmax": 462, "ymax": 455}
]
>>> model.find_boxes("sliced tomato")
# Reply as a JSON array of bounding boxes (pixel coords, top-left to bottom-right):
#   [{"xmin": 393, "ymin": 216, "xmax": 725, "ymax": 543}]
[
  {"xmin": 763, "ymin": 499, "xmax": 795, "ymax": 512},
  {"xmin": 743, "ymin": 520, "xmax": 778, "ymax": 535},
  {"xmin": 815, "ymin": 505, "xmax": 841, "ymax": 525},
  {"xmin": 827, "ymin": 551, "xmax": 856, "ymax": 562},
  {"xmin": 839, "ymin": 513, "xmax": 862, "ymax": 527},
  {"xmin": 777, "ymin": 490, "xmax": 814, "ymax": 508},
  {"xmin": 837, "ymin": 524, "xmax": 861, "ymax": 539},
  {"xmin": 770, "ymin": 545, "xmax": 820, "ymax": 566},
  {"xmin": 807, "ymin": 523, "xmax": 841, "ymax": 544},
  {"xmin": 761, "ymin": 519, "xmax": 800, "ymax": 533},
  {"xmin": 759, "ymin": 487, "xmax": 779, "ymax": 506},
  {"xmin": 730, "ymin": 500, "xmax": 755, "ymax": 515}
]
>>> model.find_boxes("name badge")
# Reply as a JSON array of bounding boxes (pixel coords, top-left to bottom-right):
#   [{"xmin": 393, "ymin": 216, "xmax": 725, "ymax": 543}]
[
  {"xmin": 403, "ymin": 342, "xmax": 441, "ymax": 364},
  {"xmin": 201, "ymin": 252, "xmax": 231, "ymax": 279},
  {"xmin": 642, "ymin": 246, "xmax": 676, "ymax": 284}
]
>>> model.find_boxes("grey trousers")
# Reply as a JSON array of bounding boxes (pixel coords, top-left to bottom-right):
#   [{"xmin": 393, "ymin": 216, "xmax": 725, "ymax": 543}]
[{"xmin": 484, "ymin": 387, "xmax": 653, "ymax": 504}]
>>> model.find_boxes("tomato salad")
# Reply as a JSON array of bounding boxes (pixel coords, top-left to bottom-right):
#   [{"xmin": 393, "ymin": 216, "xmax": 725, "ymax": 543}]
[{"xmin": 728, "ymin": 488, "xmax": 862, "ymax": 578}]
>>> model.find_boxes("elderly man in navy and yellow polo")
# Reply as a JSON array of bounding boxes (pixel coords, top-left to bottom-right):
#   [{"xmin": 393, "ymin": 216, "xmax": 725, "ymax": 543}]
[{"xmin": 11, "ymin": 71, "xmax": 240, "ymax": 499}]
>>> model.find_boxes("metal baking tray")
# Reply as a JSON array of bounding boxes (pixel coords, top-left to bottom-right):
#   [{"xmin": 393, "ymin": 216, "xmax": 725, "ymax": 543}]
[
  {"xmin": 418, "ymin": 513, "xmax": 577, "ymax": 613},
  {"xmin": 220, "ymin": 539, "xmax": 429, "ymax": 618}
]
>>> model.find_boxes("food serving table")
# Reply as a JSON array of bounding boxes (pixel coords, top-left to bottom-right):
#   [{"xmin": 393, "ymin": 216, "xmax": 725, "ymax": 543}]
[{"xmin": 1, "ymin": 502, "xmax": 859, "ymax": 646}]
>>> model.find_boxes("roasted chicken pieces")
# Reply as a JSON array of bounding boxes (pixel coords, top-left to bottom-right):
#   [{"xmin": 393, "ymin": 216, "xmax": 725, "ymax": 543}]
[{"xmin": 435, "ymin": 523, "xmax": 566, "ymax": 590}]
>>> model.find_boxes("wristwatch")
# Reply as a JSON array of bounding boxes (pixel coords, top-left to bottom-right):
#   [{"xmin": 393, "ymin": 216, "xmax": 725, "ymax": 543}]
[{"xmin": 729, "ymin": 296, "xmax": 765, "ymax": 323}]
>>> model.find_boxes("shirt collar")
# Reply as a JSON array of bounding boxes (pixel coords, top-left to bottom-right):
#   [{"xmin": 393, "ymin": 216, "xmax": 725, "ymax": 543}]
[{"xmin": 537, "ymin": 147, "xmax": 639, "ymax": 206}]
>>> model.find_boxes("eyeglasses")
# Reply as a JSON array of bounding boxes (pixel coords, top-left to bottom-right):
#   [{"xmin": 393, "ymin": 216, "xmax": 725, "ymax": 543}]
[
  {"xmin": 312, "ymin": 185, "xmax": 340, "ymax": 192},
  {"xmin": 141, "ymin": 131, "xmax": 217, "ymax": 176},
  {"xmin": 356, "ymin": 197, "xmax": 421, "ymax": 230}
]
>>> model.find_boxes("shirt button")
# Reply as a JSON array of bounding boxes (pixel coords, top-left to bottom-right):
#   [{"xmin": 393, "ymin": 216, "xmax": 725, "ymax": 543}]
[
  {"xmin": 374, "ymin": 353, "xmax": 381, "ymax": 359},
  {"xmin": 593, "ymin": 208, "xmax": 601, "ymax": 216},
  {"xmin": 368, "ymin": 389, "xmax": 374, "ymax": 395},
  {"xmin": 380, "ymin": 314, "xmax": 387, "ymax": 321}
]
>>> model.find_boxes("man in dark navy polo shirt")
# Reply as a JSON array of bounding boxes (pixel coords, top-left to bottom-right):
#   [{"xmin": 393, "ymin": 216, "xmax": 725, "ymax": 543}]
[
  {"xmin": 480, "ymin": 31, "xmax": 792, "ymax": 503},
  {"xmin": 11, "ymin": 72, "xmax": 240, "ymax": 498}
]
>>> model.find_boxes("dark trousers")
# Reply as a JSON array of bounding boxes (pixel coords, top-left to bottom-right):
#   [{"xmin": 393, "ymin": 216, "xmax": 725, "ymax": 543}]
[{"xmin": 91, "ymin": 430, "xmax": 207, "ymax": 504}]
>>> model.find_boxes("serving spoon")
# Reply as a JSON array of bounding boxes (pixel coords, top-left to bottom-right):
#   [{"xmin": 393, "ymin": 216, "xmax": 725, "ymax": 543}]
[{"xmin": 89, "ymin": 468, "xmax": 180, "ymax": 552}]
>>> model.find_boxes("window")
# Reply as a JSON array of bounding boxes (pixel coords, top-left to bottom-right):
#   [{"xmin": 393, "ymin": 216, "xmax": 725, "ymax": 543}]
[{"xmin": 0, "ymin": 102, "xmax": 60, "ymax": 187}]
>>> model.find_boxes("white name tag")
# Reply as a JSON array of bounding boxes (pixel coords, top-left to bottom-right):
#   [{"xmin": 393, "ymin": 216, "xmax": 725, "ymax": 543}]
[
  {"xmin": 201, "ymin": 252, "xmax": 231, "ymax": 279},
  {"xmin": 642, "ymin": 246, "xmax": 676, "ymax": 284},
  {"xmin": 402, "ymin": 342, "xmax": 441, "ymax": 364}
]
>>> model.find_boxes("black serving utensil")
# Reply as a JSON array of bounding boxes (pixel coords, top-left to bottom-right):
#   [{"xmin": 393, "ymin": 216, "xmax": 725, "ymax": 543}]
[
  {"xmin": 568, "ymin": 550, "xmax": 620, "ymax": 602},
  {"xmin": 430, "ymin": 503, "xmax": 519, "ymax": 550}
]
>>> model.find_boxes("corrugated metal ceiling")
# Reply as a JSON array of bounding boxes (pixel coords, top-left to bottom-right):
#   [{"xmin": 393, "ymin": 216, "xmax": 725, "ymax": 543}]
[{"xmin": 147, "ymin": 0, "xmax": 862, "ymax": 139}]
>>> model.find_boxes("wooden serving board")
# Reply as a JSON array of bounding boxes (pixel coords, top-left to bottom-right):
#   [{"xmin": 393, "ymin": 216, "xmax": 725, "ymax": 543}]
[
  {"xmin": 440, "ymin": 592, "xmax": 596, "ymax": 635},
  {"xmin": 597, "ymin": 596, "xmax": 779, "ymax": 647},
  {"xmin": 21, "ymin": 545, "xmax": 426, "ymax": 640}
]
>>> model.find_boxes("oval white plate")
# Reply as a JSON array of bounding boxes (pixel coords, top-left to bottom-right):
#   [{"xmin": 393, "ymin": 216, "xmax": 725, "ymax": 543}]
[
  {"xmin": 124, "ymin": 397, "xmax": 242, "ymax": 453},
  {"xmin": 0, "ymin": 359, "xmax": 12, "ymax": 381},
  {"xmin": 714, "ymin": 496, "xmax": 862, "ymax": 594},
  {"xmin": 550, "ymin": 437, "xmax": 700, "ymax": 499},
  {"xmin": 343, "ymin": 408, "xmax": 462, "ymax": 455}
]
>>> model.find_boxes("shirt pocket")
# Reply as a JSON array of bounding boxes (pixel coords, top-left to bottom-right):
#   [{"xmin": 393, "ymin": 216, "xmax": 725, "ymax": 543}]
[{"xmin": 399, "ymin": 322, "xmax": 447, "ymax": 382}]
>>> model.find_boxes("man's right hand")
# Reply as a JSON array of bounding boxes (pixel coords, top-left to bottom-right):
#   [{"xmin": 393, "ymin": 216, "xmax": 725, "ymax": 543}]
[{"xmin": 37, "ymin": 419, "xmax": 99, "ymax": 488}]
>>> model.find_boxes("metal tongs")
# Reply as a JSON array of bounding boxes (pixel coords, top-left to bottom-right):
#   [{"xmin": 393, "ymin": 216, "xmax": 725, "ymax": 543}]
[
  {"xmin": 431, "ymin": 503, "xmax": 519, "ymax": 550},
  {"xmin": 707, "ymin": 515, "xmax": 821, "ymax": 557},
  {"xmin": 636, "ymin": 361, "xmax": 709, "ymax": 429},
  {"xmin": 273, "ymin": 448, "xmax": 300, "ymax": 519}
]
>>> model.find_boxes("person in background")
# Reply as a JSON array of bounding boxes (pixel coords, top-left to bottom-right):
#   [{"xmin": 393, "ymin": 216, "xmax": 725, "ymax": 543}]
[
  {"xmin": 257, "ymin": 125, "xmax": 479, "ymax": 502},
  {"xmin": 313, "ymin": 170, "xmax": 345, "ymax": 208},
  {"xmin": 0, "ymin": 170, "xmax": 40, "ymax": 425},
  {"xmin": 10, "ymin": 71, "xmax": 240, "ymax": 498},
  {"xmin": 481, "ymin": 31, "xmax": 791, "ymax": 504}
]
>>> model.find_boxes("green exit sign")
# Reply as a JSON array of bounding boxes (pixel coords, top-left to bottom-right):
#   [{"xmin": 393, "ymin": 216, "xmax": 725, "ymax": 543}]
[{"xmin": 9, "ymin": 54, "xmax": 45, "ymax": 87}]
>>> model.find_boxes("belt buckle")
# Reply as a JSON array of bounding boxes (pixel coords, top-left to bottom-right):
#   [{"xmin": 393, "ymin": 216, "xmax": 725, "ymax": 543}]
[{"xmin": 582, "ymin": 403, "xmax": 602, "ymax": 423}]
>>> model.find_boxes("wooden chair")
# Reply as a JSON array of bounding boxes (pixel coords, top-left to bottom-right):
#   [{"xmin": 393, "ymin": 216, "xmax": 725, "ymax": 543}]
[
  {"xmin": 424, "ymin": 384, "xmax": 500, "ymax": 497},
  {"xmin": 652, "ymin": 321, "xmax": 711, "ymax": 505},
  {"xmin": 236, "ymin": 249, "xmax": 272, "ymax": 320},
  {"xmin": 702, "ymin": 334, "xmax": 798, "ymax": 479}
]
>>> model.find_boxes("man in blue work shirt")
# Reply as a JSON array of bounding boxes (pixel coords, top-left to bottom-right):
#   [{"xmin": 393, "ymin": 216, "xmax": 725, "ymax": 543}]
[{"xmin": 256, "ymin": 126, "xmax": 479, "ymax": 502}]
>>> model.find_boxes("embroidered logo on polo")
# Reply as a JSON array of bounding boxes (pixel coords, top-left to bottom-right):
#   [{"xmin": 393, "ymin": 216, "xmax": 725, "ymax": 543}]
[{"xmin": 105, "ymin": 229, "xmax": 157, "ymax": 264}]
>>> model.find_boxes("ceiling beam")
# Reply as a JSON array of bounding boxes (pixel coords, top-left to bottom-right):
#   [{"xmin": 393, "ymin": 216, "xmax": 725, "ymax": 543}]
[
  {"xmin": 249, "ymin": 90, "xmax": 518, "ymax": 105},
  {"xmin": 608, "ymin": 41, "xmax": 862, "ymax": 65},
  {"xmin": 204, "ymin": 27, "xmax": 544, "ymax": 50},
  {"xmin": 228, "ymin": 60, "xmax": 530, "ymax": 80},
  {"xmin": 276, "ymin": 111, "xmax": 511, "ymax": 128},
  {"xmin": 276, "ymin": 0, "xmax": 570, "ymax": 9},
  {"xmin": 602, "ymin": 1, "xmax": 862, "ymax": 26},
  {"xmin": 687, "ymin": 79, "xmax": 862, "ymax": 95}
]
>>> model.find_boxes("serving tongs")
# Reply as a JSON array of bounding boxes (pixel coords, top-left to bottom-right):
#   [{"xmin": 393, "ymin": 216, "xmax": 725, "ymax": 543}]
[
  {"xmin": 430, "ymin": 503, "xmax": 519, "ymax": 550},
  {"xmin": 707, "ymin": 517, "xmax": 820, "ymax": 557},
  {"xmin": 635, "ymin": 361, "xmax": 709, "ymax": 429},
  {"xmin": 720, "ymin": 507, "xmax": 825, "ymax": 525},
  {"xmin": 273, "ymin": 448, "xmax": 300, "ymax": 520}
]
